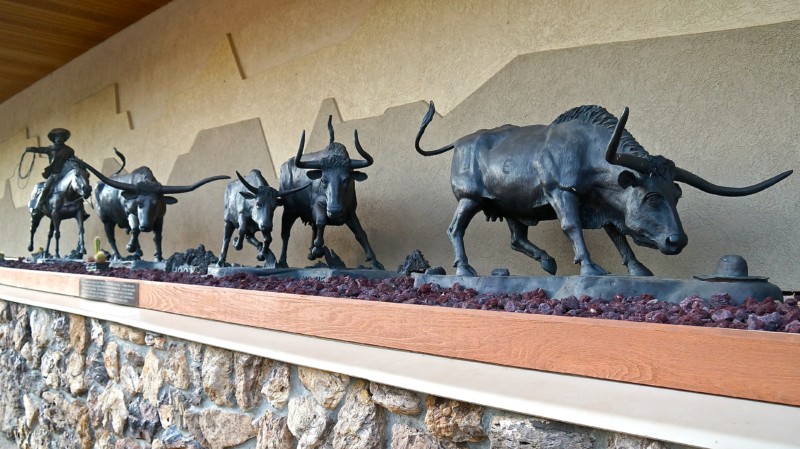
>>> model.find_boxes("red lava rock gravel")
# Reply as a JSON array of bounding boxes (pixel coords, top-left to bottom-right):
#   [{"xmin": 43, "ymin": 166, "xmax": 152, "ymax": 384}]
[{"xmin": 2, "ymin": 260, "xmax": 798, "ymax": 333}]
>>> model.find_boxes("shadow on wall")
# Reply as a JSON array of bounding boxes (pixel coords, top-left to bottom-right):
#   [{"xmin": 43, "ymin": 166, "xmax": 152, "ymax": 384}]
[{"xmin": 1, "ymin": 21, "xmax": 797, "ymax": 287}]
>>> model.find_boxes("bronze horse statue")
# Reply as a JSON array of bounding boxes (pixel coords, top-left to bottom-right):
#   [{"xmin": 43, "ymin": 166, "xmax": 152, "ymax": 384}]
[{"xmin": 28, "ymin": 159, "xmax": 93, "ymax": 258}]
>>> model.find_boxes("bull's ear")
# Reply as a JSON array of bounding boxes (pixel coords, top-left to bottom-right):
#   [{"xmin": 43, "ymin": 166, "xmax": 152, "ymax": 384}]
[
  {"xmin": 306, "ymin": 170, "xmax": 322, "ymax": 180},
  {"xmin": 352, "ymin": 171, "xmax": 368, "ymax": 182},
  {"xmin": 121, "ymin": 191, "xmax": 138, "ymax": 200},
  {"xmin": 674, "ymin": 183, "xmax": 682, "ymax": 199},
  {"xmin": 618, "ymin": 170, "xmax": 639, "ymax": 189},
  {"xmin": 162, "ymin": 196, "xmax": 178, "ymax": 205},
  {"xmin": 239, "ymin": 191, "xmax": 256, "ymax": 200}
]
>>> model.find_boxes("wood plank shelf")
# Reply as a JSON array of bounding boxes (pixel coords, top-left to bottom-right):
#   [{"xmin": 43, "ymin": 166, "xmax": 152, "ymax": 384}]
[{"xmin": 1, "ymin": 266, "xmax": 798, "ymax": 407}]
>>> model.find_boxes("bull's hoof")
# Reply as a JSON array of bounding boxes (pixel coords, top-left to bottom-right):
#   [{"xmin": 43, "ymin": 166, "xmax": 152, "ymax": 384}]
[
  {"xmin": 126, "ymin": 243, "xmax": 136, "ymax": 252},
  {"xmin": 263, "ymin": 252, "xmax": 277, "ymax": 269},
  {"xmin": 309, "ymin": 246, "xmax": 324, "ymax": 260},
  {"xmin": 370, "ymin": 259, "xmax": 385, "ymax": 271},
  {"xmin": 455, "ymin": 263, "xmax": 477, "ymax": 277},
  {"xmin": 580, "ymin": 262, "xmax": 608, "ymax": 276},
  {"xmin": 216, "ymin": 260, "xmax": 226, "ymax": 267},
  {"xmin": 540, "ymin": 256, "xmax": 557, "ymax": 275},
  {"xmin": 233, "ymin": 237, "xmax": 243, "ymax": 251},
  {"xmin": 276, "ymin": 260, "xmax": 288, "ymax": 269},
  {"xmin": 27, "ymin": 244, "xmax": 33, "ymax": 252},
  {"xmin": 627, "ymin": 261, "xmax": 654, "ymax": 277},
  {"xmin": 154, "ymin": 256, "xmax": 163, "ymax": 262},
  {"xmin": 256, "ymin": 253, "xmax": 266, "ymax": 262}
]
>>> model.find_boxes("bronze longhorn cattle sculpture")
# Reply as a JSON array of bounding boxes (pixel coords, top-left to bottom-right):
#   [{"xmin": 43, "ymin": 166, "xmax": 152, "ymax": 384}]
[
  {"xmin": 80, "ymin": 151, "xmax": 229, "ymax": 262},
  {"xmin": 415, "ymin": 102, "xmax": 792, "ymax": 277},
  {"xmin": 277, "ymin": 116, "xmax": 384, "ymax": 270},
  {"xmin": 217, "ymin": 169, "xmax": 309, "ymax": 267}
]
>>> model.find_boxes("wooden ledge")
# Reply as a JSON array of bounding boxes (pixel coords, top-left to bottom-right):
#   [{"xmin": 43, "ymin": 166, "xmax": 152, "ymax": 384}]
[{"xmin": 1, "ymin": 266, "xmax": 799, "ymax": 407}]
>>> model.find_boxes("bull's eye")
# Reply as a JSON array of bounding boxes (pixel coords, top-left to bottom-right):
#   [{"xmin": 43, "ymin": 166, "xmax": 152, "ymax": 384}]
[
  {"xmin": 644, "ymin": 192, "xmax": 663, "ymax": 205},
  {"xmin": 256, "ymin": 202, "xmax": 264, "ymax": 208},
  {"xmin": 320, "ymin": 179, "xmax": 328, "ymax": 187}
]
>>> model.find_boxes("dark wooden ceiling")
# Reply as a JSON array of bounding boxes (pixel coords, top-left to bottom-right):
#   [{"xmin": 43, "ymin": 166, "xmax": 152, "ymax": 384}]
[{"xmin": 0, "ymin": 0, "xmax": 171, "ymax": 104}]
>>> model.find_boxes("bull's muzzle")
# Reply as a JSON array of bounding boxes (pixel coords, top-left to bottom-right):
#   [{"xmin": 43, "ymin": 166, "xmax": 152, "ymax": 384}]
[
  {"xmin": 327, "ymin": 207, "xmax": 345, "ymax": 220},
  {"xmin": 661, "ymin": 233, "xmax": 688, "ymax": 255}
]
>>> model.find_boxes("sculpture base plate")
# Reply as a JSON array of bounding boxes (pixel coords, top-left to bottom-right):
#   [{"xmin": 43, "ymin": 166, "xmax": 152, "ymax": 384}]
[
  {"xmin": 411, "ymin": 274, "xmax": 783, "ymax": 305},
  {"xmin": 109, "ymin": 260, "xmax": 166, "ymax": 271},
  {"xmin": 35, "ymin": 258, "xmax": 82, "ymax": 264},
  {"xmin": 207, "ymin": 266, "xmax": 396, "ymax": 280}
]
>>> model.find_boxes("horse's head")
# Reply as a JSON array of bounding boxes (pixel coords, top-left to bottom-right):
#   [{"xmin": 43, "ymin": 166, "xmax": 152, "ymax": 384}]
[{"xmin": 62, "ymin": 160, "xmax": 92, "ymax": 200}]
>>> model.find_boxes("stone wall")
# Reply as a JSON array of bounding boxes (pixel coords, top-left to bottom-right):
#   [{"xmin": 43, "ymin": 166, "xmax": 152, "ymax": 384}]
[{"xmin": 0, "ymin": 300, "xmax": 694, "ymax": 449}]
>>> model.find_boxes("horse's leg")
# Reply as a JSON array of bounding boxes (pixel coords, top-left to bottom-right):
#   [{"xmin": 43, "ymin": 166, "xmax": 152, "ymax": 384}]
[
  {"xmin": 76, "ymin": 209, "xmax": 86, "ymax": 256},
  {"xmin": 28, "ymin": 213, "xmax": 43, "ymax": 252},
  {"xmin": 51, "ymin": 213, "xmax": 62, "ymax": 259},
  {"xmin": 45, "ymin": 220, "xmax": 54, "ymax": 258}
]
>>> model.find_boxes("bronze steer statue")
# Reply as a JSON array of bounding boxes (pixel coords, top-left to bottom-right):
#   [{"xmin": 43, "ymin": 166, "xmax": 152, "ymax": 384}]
[
  {"xmin": 217, "ymin": 169, "xmax": 309, "ymax": 267},
  {"xmin": 277, "ymin": 116, "xmax": 384, "ymax": 270},
  {"xmin": 415, "ymin": 103, "xmax": 792, "ymax": 276},
  {"xmin": 82, "ymin": 154, "xmax": 229, "ymax": 261}
]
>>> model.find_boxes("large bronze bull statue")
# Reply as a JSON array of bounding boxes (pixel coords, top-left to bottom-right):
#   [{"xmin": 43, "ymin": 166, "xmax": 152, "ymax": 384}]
[
  {"xmin": 81, "ymin": 153, "xmax": 229, "ymax": 261},
  {"xmin": 415, "ymin": 103, "xmax": 792, "ymax": 276},
  {"xmin": 277, "ymin": 116, "xmax": 384, "ymax": 270}
]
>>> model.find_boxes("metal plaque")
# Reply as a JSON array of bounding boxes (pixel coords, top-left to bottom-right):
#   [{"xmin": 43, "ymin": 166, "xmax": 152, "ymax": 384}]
[{"xmin": 79, "ymin": 278, "xmax": 139, "ymax": 306}]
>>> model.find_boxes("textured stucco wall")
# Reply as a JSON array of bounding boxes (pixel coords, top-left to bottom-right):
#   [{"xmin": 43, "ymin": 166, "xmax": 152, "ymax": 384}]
[{"xmin": 0, "ymin": 0, "xmax": 797, "ymax": 287}]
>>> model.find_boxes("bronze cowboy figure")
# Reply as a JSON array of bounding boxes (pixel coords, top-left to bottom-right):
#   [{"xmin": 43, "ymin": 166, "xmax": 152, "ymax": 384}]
[{"xmin": 24, "ymin": 128, "xmax": 93, "ymax": 258}]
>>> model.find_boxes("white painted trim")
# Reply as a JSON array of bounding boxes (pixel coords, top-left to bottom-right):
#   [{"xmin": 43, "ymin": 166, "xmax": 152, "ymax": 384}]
[{"xmin": 1, "ymin": 284, "xmax": 797, "ymax": 449}]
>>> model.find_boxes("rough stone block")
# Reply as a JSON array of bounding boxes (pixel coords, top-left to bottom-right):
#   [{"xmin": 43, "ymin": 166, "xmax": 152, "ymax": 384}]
[
  {"xmin": 369, "ymin": 382, "xmax": 421, "ymax": 415},
  {"xmin": 489, "ymin": 415, "xmax": 593, "ymax": 449},
  {"xmin": 256, "ymin": 409, "xmax": 295, "ymax": 449},
  {"xmin": 298, "ymin": 366, "xmax": 349, "ymax": 409},
  {"xmin": 262, "ymin": 361, "xmax": 290, "ymax": 409},
  {"xmin": 110, "ymin": 324, "xmax": 146, "ymax": 345},
  {"xmin": 332, "ymin": 381, "xmax": 383, "ymax": 449},
  {"xmin": 234, "ymin": 352, "xmax": 269, "ymax": 411},
  {"xmin": 199, "ymin": 408, "xmax": 257, "ymax": 449},
  {"xmin": 202, "ymin": 346, "xmax": 234, "ymax": 406},
  {"xmin": 288, "ymin": 395, "xmax": 330, "ymax": 449},
  {"xmin": 424, "ymin": 396, "xmax": 485, "ymax": 443}
]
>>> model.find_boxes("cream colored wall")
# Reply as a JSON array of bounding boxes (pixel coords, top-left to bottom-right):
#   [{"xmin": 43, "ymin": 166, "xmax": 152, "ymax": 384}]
[{"xmin": 0, "ymin": 0, "xmax": 797, "ymax": 287}]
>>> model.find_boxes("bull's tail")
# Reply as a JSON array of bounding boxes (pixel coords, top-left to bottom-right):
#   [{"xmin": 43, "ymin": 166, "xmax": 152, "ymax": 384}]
[
  {"xmin": 112, "ymin": 148, "xmax": 126, "ymax": 176},
  {"xmin": 415, "ymin": 101, "xmax": 455, "ymax": 156}
]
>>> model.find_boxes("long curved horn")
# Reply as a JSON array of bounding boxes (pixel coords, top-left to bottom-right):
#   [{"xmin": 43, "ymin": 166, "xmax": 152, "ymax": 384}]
[
  {"xmin": 79, "ymin": 159, "xmax": 139, "ymax": 192},
  {"xmin": 327, "ymin": 115, "xmax": 335, "ymax": 144},
  {"xmin": 604, "ymin": 107, "xmax": 652, "ymax": 173},
  {"xmin": 604, "ymin": 107, "xmax": 628, "ymax": 162},
  {"xmin": 674, "ymin": 167, "xmax": 793, "ymax": 197},
  {"xmin": 277, "ymin": 182, "xmax": 311, "ymax": 198},
  {"xmin": 236, "ymin": 171, "xmax": 259, "ymax": 193},
  {"xmin": 294, "ymin": 131, "xmax": 322, "ymax": 170},
  {"xmin": 350, "ymin": 129, "xmax": 374, "ymax": 169},
  {"xmin": 158, "ymin": 175, "xmax": 230, "ymax": 195}
]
